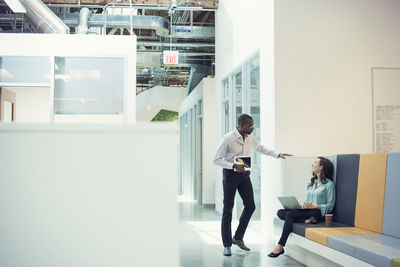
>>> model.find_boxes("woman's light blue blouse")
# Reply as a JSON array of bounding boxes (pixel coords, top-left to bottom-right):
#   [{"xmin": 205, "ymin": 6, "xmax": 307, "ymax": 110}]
[{"xmin": 305, "ymin": 179, "xmax": 335, "ymax": 217}]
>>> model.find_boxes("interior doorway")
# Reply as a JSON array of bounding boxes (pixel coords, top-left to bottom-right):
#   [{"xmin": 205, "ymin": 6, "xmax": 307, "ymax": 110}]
[{"xmin": 0, "ymin": 88, "xmax": 16, "ymax": 122}]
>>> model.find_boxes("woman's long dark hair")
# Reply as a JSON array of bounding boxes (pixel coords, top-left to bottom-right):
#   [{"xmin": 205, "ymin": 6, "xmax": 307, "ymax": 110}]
[{"xmin": 308, "ymin": 157, "xmax": 333, "ymax": 188}]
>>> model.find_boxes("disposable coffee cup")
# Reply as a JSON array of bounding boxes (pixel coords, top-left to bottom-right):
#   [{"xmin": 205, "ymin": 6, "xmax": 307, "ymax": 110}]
[{"xmin": 325, "ymin": 214, "xmax": 333, "ymax": 226}]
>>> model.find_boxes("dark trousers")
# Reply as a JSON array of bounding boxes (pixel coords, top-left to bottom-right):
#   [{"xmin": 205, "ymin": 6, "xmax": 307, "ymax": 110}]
[
  {"xmin": 221, "ymin": 169, "xmax": 255, "ymax": 247},
  {"xmin": 277, "ymin": 208, "xmax": 323, "ymax": 246}
]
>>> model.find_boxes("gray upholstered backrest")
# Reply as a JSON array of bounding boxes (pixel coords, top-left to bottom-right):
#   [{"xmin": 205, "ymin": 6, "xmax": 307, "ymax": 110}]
[{"xmin": 333, "ymin": 154, "xmax": 360, "ymax": 226}]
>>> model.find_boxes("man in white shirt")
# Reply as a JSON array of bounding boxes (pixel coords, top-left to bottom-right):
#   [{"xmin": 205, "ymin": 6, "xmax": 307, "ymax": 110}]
[{"xmin": 213, "ymin": 114, "xmax": 291, "ymax": 256}]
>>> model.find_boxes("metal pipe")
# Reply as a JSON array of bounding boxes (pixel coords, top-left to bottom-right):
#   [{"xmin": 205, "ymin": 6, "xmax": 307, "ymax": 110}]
[
  {"xmin": 19, "ymin": 0, "xmax": 69, "ymax": 33},
  {"xmin": 137, "ymin": 41, "xmax": 214, "ymax": 47},
  {"xmin": 46, "ymin": 3, "xmax": 104, "ymax": 10},
  {"xmin": 137, "ymin": 51, "xmax": 214, "ymax": 56},
  {"xmin": 101, "ymin": 3, "xmax": 214, "ymax": 11},
  {"xmin": 76, "ymin": 7, "xmax": 90, "ymax": 34},
  {"xmin": 45, "ymin": 3, "xmax": 216, "ymax": 12}
]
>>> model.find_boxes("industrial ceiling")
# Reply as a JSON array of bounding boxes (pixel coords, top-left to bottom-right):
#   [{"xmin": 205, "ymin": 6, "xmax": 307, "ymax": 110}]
[{"xmin": 0, "ymin": 0, "xmax": 217, "ymax": 94}]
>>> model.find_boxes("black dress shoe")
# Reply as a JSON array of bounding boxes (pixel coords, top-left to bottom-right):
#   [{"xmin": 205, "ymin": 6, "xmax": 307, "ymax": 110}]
[
  {"xmin": 232, "ymin": 237, "xmax": 250, "ymax": 251},
  {"xmin": 268, "ymin": 248, "xmax": 285, "ymax": 258}
]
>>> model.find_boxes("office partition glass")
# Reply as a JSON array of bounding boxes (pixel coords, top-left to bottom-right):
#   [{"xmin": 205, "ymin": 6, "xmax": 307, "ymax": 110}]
[
  {"xmin": 0, "ymin": 56, "xmax": 51, "ymax": 85},
  {"xmin": 191, "ymin": 106, "xmax": 196, "ymax": 201},
  {"xmin": 179, "ymin": 99, "xmax": 203, "ymax": 203},
  {"xmin": 179, "ymin": 115, "xmax": 185, "ymax": 195},
  {"xmin": 53, "ymin": 57, "xmax": 124, "ymax": 114},
  {"xmin": 222, "ymin": 79, "xmax": 230, "ymax": 134},
  {"xmin": 234, "ymin": 71, "xmax": 243, "ymax": 124},
  {"xmin": 196, "ymin": 100, "xmax": 203, "ymax": 204}
]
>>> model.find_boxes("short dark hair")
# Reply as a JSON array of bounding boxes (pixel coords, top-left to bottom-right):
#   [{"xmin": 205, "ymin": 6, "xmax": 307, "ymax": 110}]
[{"xmin": 237, "ymin": 114, "xmax": 253, "ymax": 126}]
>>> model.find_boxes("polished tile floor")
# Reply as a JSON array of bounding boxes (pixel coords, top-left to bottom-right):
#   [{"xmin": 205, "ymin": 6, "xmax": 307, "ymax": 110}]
[{"xmin": 179, "ymin": 202, "xmax": 305, "ymax": 267}]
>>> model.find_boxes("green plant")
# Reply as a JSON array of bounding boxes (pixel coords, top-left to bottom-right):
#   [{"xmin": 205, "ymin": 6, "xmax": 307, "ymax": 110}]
[{"xmin": 151, "ymin": 109, "xmax": 178, "ymax": 122}]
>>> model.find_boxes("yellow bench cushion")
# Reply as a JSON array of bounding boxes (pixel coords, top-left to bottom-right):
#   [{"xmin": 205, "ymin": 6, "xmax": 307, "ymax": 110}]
[
  {"xmin": 305, "ymin": 227, "xmax": 376, "ymax": 246},
  {"xmin": 355, "ymin": 153, "xmax": 388, "ymax": 233}
]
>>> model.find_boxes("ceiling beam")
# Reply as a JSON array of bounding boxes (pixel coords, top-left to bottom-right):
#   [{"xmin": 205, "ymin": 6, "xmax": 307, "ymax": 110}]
[{"xmin": 42, "ymin": 0, "xmax": 218, "ymax": 9}]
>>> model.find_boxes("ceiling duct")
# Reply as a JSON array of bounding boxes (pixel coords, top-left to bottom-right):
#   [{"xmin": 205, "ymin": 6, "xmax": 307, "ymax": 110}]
[
  {"xmin": 171, "ymin": 26, "xmax": 214, "ymax": 39},
  {"xmin": 76, "ymin": 7, "xmax": 90, "ymax": 34},
  {"xmin": 56, "ymin": 13, "xmax": 215, "ymax": 39},
  {"xmin": 58, "ymin": 14, "xmax": 169, "ymax": 36},
  {"xmin": 19, "ymin": 0, "xmax": 69, "ymax": 33},
  {"xmin": 137, "ymin": 41, "xmax": 214, "ymax": 48}
]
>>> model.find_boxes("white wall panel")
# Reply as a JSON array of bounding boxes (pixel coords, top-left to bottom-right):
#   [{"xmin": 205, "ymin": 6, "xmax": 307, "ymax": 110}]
[{"xmin": 0, "ymin": 123, "xmax": 178, "ymax": 267}]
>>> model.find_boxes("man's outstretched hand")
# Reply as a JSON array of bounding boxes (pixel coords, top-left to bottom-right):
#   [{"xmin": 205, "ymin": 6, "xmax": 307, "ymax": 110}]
[{"xmin": 278, "ymin": 153, "xmax": 293, "ymax": 159}]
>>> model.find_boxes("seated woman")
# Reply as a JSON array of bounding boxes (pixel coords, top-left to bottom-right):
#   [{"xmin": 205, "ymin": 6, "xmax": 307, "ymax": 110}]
[{"xmin": 268, "ymin": 156, "xmax": 335, "ymax": 258}]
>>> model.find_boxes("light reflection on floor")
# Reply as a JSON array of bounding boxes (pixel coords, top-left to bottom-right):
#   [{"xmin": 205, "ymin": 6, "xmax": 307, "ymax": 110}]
[
  {"xmin": 179, "ymin": 202, "xmax": 304, "ymax": 267},
  {"xmin": 187, "ymin": 221, "xmax": 266, "ymax": 245}
]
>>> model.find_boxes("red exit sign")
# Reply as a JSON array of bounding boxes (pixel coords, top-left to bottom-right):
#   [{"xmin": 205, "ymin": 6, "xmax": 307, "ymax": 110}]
[{"xmin": 163, "ymin": 51, "xmax": 179, "ymax": 65}]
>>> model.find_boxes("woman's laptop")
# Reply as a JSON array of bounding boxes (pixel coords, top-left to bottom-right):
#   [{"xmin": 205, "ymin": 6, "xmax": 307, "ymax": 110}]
[{"xmin": 277, "ymin": 196, "xmax": 302, "ymax": 209}]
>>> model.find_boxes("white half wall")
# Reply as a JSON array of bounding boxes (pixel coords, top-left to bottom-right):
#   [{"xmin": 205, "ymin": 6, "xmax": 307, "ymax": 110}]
[
  {"xmin": 0, "ymin": 123, "xmax": 178, "ymax": 267},
  {"xmin": 8, "ymin": 87, "xmax": 51, "ymax": 123},
  {"xmin": 136, "ymin": 86, "xmax": 186, "ymax": 121}
]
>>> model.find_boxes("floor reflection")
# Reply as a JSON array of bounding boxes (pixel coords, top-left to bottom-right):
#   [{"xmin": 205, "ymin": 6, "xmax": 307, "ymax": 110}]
[{"xmin": 179, "ymin": 202, "xmax": 304, "ymax": 267}]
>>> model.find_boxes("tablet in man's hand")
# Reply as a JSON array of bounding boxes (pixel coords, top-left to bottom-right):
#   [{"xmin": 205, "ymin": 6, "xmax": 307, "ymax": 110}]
[{"xmin": 234, "ymin": 156, "xmax": 251, "ymax": 171}]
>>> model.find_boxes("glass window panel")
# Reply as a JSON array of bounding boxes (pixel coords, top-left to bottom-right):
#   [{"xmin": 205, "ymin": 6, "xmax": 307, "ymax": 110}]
[
  {"xmin": 234, "ymin": 71, "xmax": 242, "ymax": 124},
  {"xmin": 179, "ymin": 115, "xmax": 184, "ymax": 195},
  {"xmin": 0, "ymin": 56, "xmax": 51, "ymax": 84},
  {"xmin": 223, "ymin": 100, "xmax": 229, "ymax": 134},
  {"xmin": 184, "ymin": 113, "xmax": 189, "ymax": 197},
  {"xmin": 249, "ymin": 57, "xmax": 260, "ymax": 140},
  {"xmin": 249, "ymin": 55, "xmax": 261, "ymax": 219},
  {"xmin": 54, "ymin": 57, "xmax": 124, "ymax": 114},
  {"xmin": 198, "ymin": 99, "xmax": 202, "ymax": 116},
  {"xmin": 192, "ymin": 107, "xmax": 196, "ymax": 200},
  {"xmin": 223, "ymin": 79, "xmax": 229, "ymax": 99}
]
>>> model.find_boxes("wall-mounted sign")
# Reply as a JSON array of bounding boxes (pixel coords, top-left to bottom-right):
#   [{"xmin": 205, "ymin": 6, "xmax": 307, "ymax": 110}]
[
  {"xmin": 372, "ymin": 68, "xmax": 400, "ymax": 152},
  {"xmin": 174, "ymin": 27, "xmax": 192, "ymax": 33},
  {"xmin": 163, "ymin": 50, "xmax": 179, "ymax": 65}
]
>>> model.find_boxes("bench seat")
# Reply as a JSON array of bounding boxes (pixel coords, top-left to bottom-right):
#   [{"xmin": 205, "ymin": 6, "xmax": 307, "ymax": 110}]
[
  {"xmin": 305, "ymin": 227, "xmax": 376, "ymax": 246},
  {"xmin": 273, "ymin": 153, "xmax": 400, "ymax": 266},
  {"xmin": 328, "ymin": 234, "xmax": 400, "ymax": 267}
]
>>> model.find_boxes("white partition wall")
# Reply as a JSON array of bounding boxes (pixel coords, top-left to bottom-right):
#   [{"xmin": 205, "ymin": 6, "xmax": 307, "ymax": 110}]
[
  {"xmin": 0, "ymin": 123, "xmax": 178, "ymax": 267},
  {"xmin": 179, "ymin": 78, "xmax": 216, "ymax": 204},
  {"xmin": 0, "ymin": 33, "xmax": 136, "ymax": 123}
]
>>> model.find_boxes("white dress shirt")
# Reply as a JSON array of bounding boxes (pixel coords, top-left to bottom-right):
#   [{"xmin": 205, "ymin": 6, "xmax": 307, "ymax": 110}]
[{"xmin": 213, "ymin": 128, "xmax": 280, "ymax": 170}]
